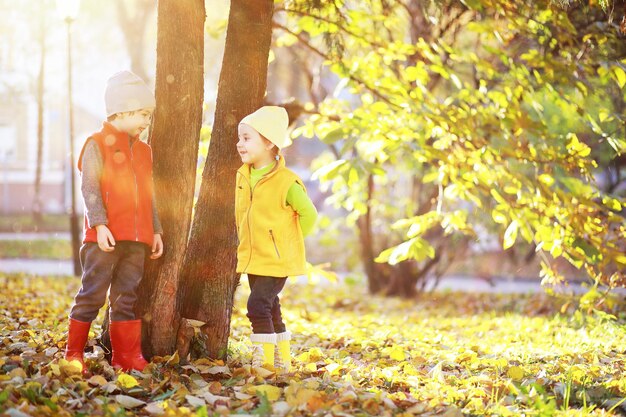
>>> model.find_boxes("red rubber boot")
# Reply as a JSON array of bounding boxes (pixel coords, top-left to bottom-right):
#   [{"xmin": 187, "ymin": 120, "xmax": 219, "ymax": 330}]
[
  {"xmin": 64, "ymin": 318, "xmax": 91, "ymax": 375},
  {"xmin": 110, "ymin": 319, "xmax": 149, "ymax": 371}
]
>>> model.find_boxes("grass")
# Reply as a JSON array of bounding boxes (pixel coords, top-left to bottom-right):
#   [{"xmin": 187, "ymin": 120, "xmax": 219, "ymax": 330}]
[
  {"xmin": 0, "ymin": 240, "xmax": 72, "ymax": 259},
  {"xmin": 0, "ymin": 273, "xmax": 625, "ymax": 416},
  {"xmin": 0, "ymin": 214, "xmax": 72, "ymax": 233}
]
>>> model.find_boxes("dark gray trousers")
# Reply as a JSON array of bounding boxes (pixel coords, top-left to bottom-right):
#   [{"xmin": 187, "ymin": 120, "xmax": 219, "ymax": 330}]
[
  {"xmin": 70, "ymin": 242, "xmax": 146, "ymax": 322},
  {"xmin": 246, "ymin": 274, "xmax": 287, "ymax": 334}
]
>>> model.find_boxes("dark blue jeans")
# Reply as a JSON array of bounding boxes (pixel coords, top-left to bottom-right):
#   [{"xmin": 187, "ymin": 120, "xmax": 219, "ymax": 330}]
[
  {"xmin": 70, "ymin": 242, "xmax": 146, "ymax": 322},
  {"xmin": 247, "ymin": 274, "xmax": 287, "ymax": 334}
]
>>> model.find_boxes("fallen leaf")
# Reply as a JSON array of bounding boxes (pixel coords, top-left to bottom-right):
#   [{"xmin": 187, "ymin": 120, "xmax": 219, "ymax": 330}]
[
  {"xmin": 208, "ymin": 381, "xmax": 222, "ymax": 395},
  {"xmin": 443, "ymin": 406, "xmax": 464, "ymax": 417},
  {"xmin": 185, "ymin": 395, "xmax": 206, "ymax": 407},
  {"xmin": 102, "ymin": 382, "xmax": 119, "ymax": 394},
  {"xmin": 117, "ymin": 373, "xmax": 139, "ymax": 389},
  {"xmin": 87, "ymin": 375, "xmax": 108, "ymax": 386},
  {"xmin": 204, "ymin": 365, "xmax": 231, "ymax": 375},
  {"xmin": 507, "ymin": 365, "xmax": 524, "ymax": 381},
  {"xmin": 165, "ymin": 351, "xmax": 179, "ymax": 366},
  {"xmin": 252, "ymin": 366, "xmax": 274, "ymax": 378},
  {"xmin": 115, "ymin": 394, "xmax": 146, "ymax": 408},
  {"xmin": 144, "ymin": 401, "xmax": 165, "ymax": 415},
  {"xmin": 249, "ymin": 384, "xmax": 282, "ymax": 401}
]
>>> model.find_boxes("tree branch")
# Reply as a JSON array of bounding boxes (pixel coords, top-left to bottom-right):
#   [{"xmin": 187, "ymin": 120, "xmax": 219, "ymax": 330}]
[{"xmin": 272, "ymin": 21, "xmax": 404, "ymax": 109}]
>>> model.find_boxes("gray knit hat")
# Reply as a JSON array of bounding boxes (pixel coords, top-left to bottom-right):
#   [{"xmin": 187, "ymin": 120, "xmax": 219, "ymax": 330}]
[{"xmin": 104, "ymin": 71, "xmax": 156, "ymax": 117}]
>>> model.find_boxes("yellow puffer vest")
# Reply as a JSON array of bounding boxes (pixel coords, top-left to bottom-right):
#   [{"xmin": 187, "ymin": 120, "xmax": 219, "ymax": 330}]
[{"xmin": 235, "ymin": 157, "xmax": 307, "ymax": 277}]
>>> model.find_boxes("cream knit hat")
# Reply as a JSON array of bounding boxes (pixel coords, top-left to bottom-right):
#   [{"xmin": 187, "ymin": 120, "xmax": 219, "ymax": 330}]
[
  {"xmin": 239, "ymin": 106, "xmax": 291, "ymax": 149},
  {"xmin": 105, "ymin": 71, "xmax": 156, "ymax": 117}
]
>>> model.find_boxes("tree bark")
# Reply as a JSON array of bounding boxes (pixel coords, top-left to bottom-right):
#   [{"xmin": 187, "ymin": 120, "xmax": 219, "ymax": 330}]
[
  {"xmin": 358, "ymin": 174, "xmax": 388, "ymax": 294},
  {"xmin": 33, "ymin": 8, "xmax": 45, "ymax": 227},
  {"xmin": 114, "ymin": 0, "xmax": 156, "ymax": 82},
  {"xmin": 133, "ymin": 0, "xmax": 205, "ymax": 358},
  {"xmin": 178, "ymin": 0, "xmax": 275, "ymax": 359}
]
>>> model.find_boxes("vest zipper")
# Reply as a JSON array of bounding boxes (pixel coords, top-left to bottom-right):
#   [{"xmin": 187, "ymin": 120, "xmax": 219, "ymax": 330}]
[
  {"xmin": 130, "ymin": 140, "xmax": 139, "ymax": 241},
  {"xmin": 269, "ymin": 229, "xmax": 281, "ymax": 259}
]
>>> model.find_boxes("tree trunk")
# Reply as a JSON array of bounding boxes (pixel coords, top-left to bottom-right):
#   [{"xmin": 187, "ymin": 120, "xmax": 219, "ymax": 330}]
[
  {"xmin": 114, "ymin": 0, "xmax": 156, "ymax": 82},
  {"xmin": 358, "ymin": 174, "xmax": 388, "ymax": 293},
  {"xmin": 33, "ymin": 9, "xmax": 45, "ymax": 227},
  {"xmin": 133, "ymin": 0, "xmax": 205, "ymax": 358},
  {"xmin": 178, "ymin": 0, "xmax": 275, "ymax": 359}
]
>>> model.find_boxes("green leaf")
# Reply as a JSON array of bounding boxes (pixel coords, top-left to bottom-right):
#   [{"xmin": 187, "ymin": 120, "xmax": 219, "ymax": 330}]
[
  {"xmin": 311, "ymin": 159, "xmax": 347, "ymax": 181},
  {"xmin": 196, "ymin": 406, "xmax": 209, "ymax": 417},
  {"xmin": 560, "ymin": 177, "xmax": 594, "ymax": 198},
  {"xmin": 152, "ymin": 390, "xmax": 176, "ymax": 402},
  {"xmin": 322, "ymin": 128, "xmax": 346, "ymax": 144},
  {"xmin": 375, "ymin": 237, "xmax": 435, "ymax": 265},
  {"xmin": 573, "ymin": 238, "xmax": 601, "ymax": 264}
]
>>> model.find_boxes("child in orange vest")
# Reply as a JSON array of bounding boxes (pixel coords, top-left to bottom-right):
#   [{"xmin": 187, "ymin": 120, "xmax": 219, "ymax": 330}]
[
  {"xmin": 235, "ymin": 106, "xmax": 318, "ymax": 373},
  {"xmin": 65, "ymin": 71, "xmax": 164, "ymax": 373}
]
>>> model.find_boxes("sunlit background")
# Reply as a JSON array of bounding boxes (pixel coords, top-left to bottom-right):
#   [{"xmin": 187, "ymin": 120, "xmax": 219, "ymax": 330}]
[{"xmin": 0, "ymin": 0, "xmax": 230, "ymax": 219}]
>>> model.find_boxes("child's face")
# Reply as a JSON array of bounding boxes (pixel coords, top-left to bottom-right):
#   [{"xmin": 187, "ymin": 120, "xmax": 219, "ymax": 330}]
[
  {"xmin": 237, "ymin": 123, "xmax": 274, "ymax": 166},
  {"xmin": 114, "ymin": 108, "xmax": 154, "ymax": 137}
]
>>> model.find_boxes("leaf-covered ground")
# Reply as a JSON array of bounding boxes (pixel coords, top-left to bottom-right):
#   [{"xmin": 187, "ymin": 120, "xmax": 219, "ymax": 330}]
[{"xmin": 1, "ymin": 273, "xmax": 625, "ymax": 416}]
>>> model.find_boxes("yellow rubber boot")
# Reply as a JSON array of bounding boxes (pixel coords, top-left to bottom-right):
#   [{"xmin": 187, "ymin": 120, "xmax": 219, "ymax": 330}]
[
  {"xmin": 250, "ymin": 333, "xmax": 276, "ymax": 370},
  {"xmin": 275, "ymin": 331, "xmax": 292, "ymax": 373}
]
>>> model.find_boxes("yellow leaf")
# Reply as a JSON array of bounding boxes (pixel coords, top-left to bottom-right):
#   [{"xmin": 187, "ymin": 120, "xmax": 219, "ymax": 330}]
[
  {"xmin": 503, "ymin": 220, "xmax": 518, "ymax": 249},
  {"xmin": 61, "ymin": 359, "xmax": 83, "ymax": 375},
  {"xmin": 304, "ymin": 363, "xmax": 317, "ymax": 372},
  {"xmin": 287, "ymin": 387, "xmax": 318, "ymax": 406},
  {"xmin": 538, "ymin": 174, "xmax": 554, "ymax": 186},
  {"xmin": 388, "ymin": 345, "xmax": 406, "ymax": 361},
  {"xmin": 250, "ymin": 384, "xmax": 282, "ymax": 401},
  {"xmin": 402, "ymin": 363, "xmax": 420, "ymax": 376},
  {"xmin": 295, "ymin": 352, "xmax": 310, "ymax": 362},
  {"xmin": 324, "ymin": 363, "xmax": 341, "ymax": 375},
  {"xmin": 507, "ymin": 365, "xmax": 524, "ymax": 381},
  {"xmin": 613, "ymin": 66, "xmax": 626, "ymax": 88},
  {"xmin": 496, "ymin": 358, "xmax": 508, "ymax": 368},
  {"xmin": 117, "ymin": 373, "xmax": 139, "ymax": 389},
  {"xmin": 308, "ymin": 348, "xmax": 324, "ymax": 360},
  {"xmin": 615, "ymin": 254, "xmax": 626, "ymax": 266}
]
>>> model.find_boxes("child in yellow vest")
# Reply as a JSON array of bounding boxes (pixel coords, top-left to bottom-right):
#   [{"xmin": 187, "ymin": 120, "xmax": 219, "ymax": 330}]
[{"xmin": 235, "ymin": 106, "xmax": 317, "ymax": 373}]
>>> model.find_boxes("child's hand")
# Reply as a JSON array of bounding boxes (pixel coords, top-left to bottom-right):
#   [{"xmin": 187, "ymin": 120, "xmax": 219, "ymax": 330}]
[
  {"xmin": 150, "ymin": 234, "xmax": 163, "ymax": 259},
  {"xmin": 95, "ymin": 225, "xmax": 116, "ymax": 252}
]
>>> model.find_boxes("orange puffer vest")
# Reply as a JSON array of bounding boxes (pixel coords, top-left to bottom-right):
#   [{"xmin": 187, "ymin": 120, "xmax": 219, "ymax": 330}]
[{"xmin": 77, "ymin": 122, "xmax": 155, "ymax": 246}]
